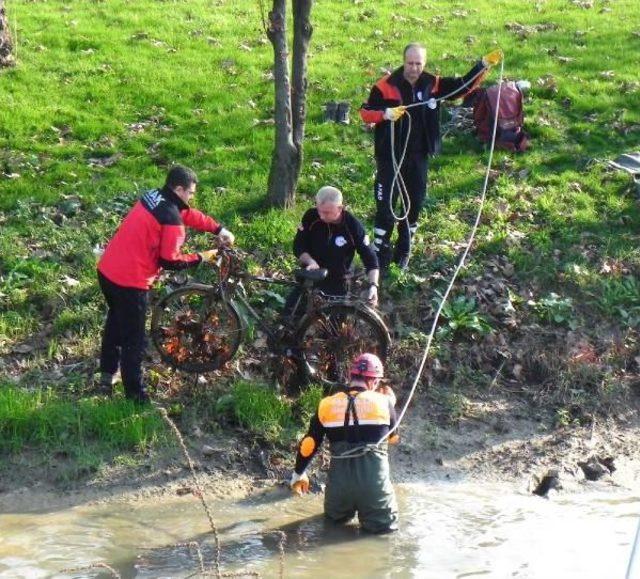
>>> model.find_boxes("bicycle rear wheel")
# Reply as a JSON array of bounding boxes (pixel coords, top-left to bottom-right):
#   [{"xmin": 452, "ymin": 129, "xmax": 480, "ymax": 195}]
[
  {"xmin": 150, "ymin": 286, "xmax": 243, "ymax": 373},
  {"xmin": 295, "ymin": 303, "xmax": 391, "ymax": 388}
]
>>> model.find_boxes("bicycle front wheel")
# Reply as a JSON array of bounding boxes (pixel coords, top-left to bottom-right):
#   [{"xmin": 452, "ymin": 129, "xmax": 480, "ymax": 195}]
[
  {"xmin": 150, "ymin": 286, "xmax": 243, "ymax": 373},
  {"xmin": 295, "ymin": 303, "xmax": 391, "ymax": 387}
]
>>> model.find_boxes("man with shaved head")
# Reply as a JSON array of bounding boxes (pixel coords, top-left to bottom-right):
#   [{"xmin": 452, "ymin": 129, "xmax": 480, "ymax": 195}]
[{"xmin": 360, "ymin": 43, "xmax": 502, "ymax": 272}]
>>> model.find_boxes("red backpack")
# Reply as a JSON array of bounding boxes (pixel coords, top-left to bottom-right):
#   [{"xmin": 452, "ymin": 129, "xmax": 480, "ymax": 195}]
[{"xmin": 472, "ymin": 81, "xmax": 529, "ymax": 152}]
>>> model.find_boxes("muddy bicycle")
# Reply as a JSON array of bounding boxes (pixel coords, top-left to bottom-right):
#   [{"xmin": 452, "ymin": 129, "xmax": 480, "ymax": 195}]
[{"xmin": 150, "ymin": 246, "xmax": 391, "ymax": 387}]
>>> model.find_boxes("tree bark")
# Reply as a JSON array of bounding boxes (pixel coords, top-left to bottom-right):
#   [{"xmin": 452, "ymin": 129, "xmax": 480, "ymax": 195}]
[
  {"xmin": 0, "ymin": 0, "xmax": 14, "ymax": 68},
  {"xmin": 291, "ymin": 0, "xmax": 313, "ymax": 149},
  {"xmin": 266, "ymin": 0, "xmax": 313, "ymax": 208}
]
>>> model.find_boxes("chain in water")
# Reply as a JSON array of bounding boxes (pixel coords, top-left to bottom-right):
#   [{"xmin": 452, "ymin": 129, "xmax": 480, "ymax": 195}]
[
  {"xmin": 59, "ymin": 562, "xmax": 121, "ymax": 578},
  {"xmin": 274, "ymin": 530, "xmax": 287, "ymax": 579},
  {"xmin": 160, "ymin": 405, "xmax": 287, "ymax": 578},
  {"xmin": 158, "ymin": 406, "xmax": 224, "ymax": 578}
]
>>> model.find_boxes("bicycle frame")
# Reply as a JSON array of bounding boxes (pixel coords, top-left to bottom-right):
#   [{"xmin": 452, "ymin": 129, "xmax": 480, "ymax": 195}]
[
  {"xmin": 219, "ymin": 274, "xmax": 298, "ymax": 344},
  {"xmin": 217, "ymin": 262, "xmax": 367, "ymax": 351}
]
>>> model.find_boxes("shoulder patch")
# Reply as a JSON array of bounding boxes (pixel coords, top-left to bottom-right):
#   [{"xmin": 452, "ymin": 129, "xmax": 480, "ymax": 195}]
[
  {"xmin": 141, "ymin": 189, "xmax": 182, "ymax": 225},
  {"xmin": 141, "ymin": 189, "xmax": 163, "ymax": 211}
]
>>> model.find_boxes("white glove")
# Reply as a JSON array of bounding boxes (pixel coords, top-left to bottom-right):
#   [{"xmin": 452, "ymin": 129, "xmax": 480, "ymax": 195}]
[
  {"xmin": 290, "ymin": 471, "xmax": 310, "ymax": 494},
  {"xmin": 383, "ymin": 106, "xmax": 406, "ymax": 122},
  {"xmin": 218, "ymin": 228, "xmax": 235, "ymax": 246},
  {"xmin": 305, "ymin": 259, "xmax": 320, "ymax": 271},
  {"xmin": 366, "ymin": 284, "xmax": 378, "ymax": 307}
]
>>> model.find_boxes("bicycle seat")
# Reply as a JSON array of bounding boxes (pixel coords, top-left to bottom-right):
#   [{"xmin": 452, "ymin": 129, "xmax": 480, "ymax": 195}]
[{"xmin": 295, "ymin": 268, "xmax": 328, "ymax": 283}]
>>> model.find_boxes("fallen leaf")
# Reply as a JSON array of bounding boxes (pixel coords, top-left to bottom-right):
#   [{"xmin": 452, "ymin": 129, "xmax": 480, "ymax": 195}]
[
  {"xmin": 252, "ymin": 118, "xmax": 275, "ymax": 127},
  {"xmin": 88, "ymin": 153, "xmax": 123, "ymax": 168},
  {"xmin": 13, "ymin": 344, "xmax": 34, "ymax": 354}
]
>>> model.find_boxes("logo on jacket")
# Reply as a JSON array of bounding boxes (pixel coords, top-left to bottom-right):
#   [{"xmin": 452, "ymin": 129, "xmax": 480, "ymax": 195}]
[
  {"xmin": 335, "ymin": 236, "xmax": 347, "ymax": 247},
  {"xmin": 417, "ymin": 91, "xmax": 423, "ymax": 100},
  {"xmin": 143, "ymin": 189, "xmax": 163, "ymax": 210}
]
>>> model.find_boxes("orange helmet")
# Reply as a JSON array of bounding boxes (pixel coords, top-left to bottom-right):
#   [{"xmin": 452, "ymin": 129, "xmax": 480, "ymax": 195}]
[{"xmin": 350, "ymin": 353, "xmax": 384, "ymax": 378}]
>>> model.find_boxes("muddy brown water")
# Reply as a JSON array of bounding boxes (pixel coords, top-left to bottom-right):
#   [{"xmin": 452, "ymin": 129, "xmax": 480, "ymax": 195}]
[{"xmin": 1, "ymin": 483, "xmax": 638, "ymax": 578}]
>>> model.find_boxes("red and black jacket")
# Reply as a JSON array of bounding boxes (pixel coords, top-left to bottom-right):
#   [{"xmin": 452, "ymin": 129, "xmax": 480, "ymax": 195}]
[
  {"xmin": 360, "ymin": 61, "xmax": 487, "ymax": 159},
  {"xmin": 98, "ymin": 186, "xmax": 222, "ymax": 290}
]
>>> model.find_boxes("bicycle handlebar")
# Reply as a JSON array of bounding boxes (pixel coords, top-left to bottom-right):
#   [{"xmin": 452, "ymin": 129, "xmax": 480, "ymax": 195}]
[
  {"xmin": 203, "ymin": 243, "xmax": 298, "ymax": 287},
  {"xmin": 204, "ymin": 243, "xmax": 368, "ymax": 291}
]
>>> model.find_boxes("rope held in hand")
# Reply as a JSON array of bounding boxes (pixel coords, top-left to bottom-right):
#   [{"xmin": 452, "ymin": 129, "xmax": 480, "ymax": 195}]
[{"xmin": 333, "ymin": 59, "xmax": 506, "ymax": 460}]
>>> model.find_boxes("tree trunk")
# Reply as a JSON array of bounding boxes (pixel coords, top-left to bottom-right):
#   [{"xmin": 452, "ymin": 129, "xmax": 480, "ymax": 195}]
[
  {"xmin": 291, "ymin": 0, "xmax": 313, "ymax": 149},
  {"xmin": 0, "ymin": 0, "xmax": 14, "ymax": 68},
  {"xmin": 266, "ymin": 0, "xmax": 297, "ymax": 208},
  {"xmin": 266, "ymin": 0, "xmax": 313, "ymax": 209}
]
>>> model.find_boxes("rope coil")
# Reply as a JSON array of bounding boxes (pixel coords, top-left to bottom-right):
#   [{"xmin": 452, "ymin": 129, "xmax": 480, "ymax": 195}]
[{"xmin": 386, "ymin": 65, "xmax": 491, "ymax": 226}]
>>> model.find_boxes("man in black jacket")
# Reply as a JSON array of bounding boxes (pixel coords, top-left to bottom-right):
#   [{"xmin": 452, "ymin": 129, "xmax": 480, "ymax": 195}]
[
  {"xmin": 287, "ymin": 185, "xmax": 379, "ymax": 314},
  {"xmin": 360, "ymin": 43, "xmax": 502, "ymax": 271}
]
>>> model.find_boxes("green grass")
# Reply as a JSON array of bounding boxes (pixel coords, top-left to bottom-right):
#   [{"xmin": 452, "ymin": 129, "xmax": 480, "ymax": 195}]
[
  {"xmin": 1, "ymin": 0, "xmax": 640, "ymax": 459},
  {"xmin": 214, "ymin": 381, "xmax": 324, "ymax": 444},
  {"xmin": 295, "ymin": 384, "xmax": 325, "ymax": 423},
  {"xmin": 228, "ymin": 380, "xmax": 295, "ymax": 444},
  {"xmin": 0, "ymin": 384, "xmax": 167, "ymax": 454}
]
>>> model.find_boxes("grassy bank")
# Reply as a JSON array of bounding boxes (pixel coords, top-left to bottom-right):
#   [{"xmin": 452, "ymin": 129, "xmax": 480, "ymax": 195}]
[
  {"xmin": 1, "ymin": 0, "xmax": 640, "ymax": 471},
  {"xmin": 0, "ymin": 383, "xmax": 167, "ymax": 479},
  {"xmin": 0, "ymin": 379, "xmax": 323, "ymax": 481}
]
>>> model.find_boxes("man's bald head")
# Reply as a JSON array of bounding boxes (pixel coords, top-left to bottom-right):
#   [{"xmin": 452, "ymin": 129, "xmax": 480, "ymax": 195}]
[{"xmin": 403, "ymin": 43, "xmax": 427, "ymax": 86}]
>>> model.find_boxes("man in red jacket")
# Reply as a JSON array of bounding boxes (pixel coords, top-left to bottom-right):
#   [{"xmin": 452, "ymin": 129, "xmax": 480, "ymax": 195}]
[{"xmin": 97, "ymin": 165, "xmax": 234, "ymax": 402}]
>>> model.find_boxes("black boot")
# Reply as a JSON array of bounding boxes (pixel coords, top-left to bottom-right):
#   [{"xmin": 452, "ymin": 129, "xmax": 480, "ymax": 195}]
[
  {"xmin": 395, "ymin": 254, "xmax": 410, "ymax": 271},
  {"xmin": 323, "ymin": 102, "xmax": 337, "ymax": 123},
  {"xmin": 393, "ymin": 246, "xmax": 410, "ymax": 271},
  {"xmin": 336, "ymin": 101, "xmax": 350, "ymax": 124}
]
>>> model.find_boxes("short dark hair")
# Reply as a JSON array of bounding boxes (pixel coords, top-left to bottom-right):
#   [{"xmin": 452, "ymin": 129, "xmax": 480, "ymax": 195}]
[{"xmin": 165, "ymin": 165, "xmax": 198, "ymax": 190}]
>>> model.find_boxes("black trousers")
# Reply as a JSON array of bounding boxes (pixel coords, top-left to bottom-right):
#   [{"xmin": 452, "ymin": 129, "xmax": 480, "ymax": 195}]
[
  {"xmin": 98, "ymin": 271, "xmax": 148, "ymax": 400},
  {"xmin": 373, "ymin": 152, "xmax": 428, "ymax": 261}
]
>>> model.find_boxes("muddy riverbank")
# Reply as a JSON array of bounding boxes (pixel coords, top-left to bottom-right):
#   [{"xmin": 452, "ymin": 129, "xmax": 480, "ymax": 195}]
[{"xmin": 2, "ymin": 386, "xmax": 639, "ymax": 515}]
